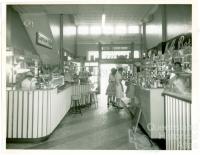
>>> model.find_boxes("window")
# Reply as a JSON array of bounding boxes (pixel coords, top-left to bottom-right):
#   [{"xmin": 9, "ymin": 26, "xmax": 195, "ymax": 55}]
[
  {"xmin": 78, "ymin": 26, "xmax": 89, "ymax": 35},
  {"xmin": 134, "ymin": 50, "xmax": 140, "ymax": 58},
  {"xmin": 64, "ymin": 26, "xmax": 76, "ymax": 36},
  {"xmin": 88, "ymin": 51, "xmax": 99, "ymax": 61},
  {"xmin": 102, "ymin": 51, "xmax": 131, "ymax": 59},
  {"xmin": 115, "ymin": 25, "xmax": 127, "ymax": 35},
  {"xmin": 128, "ymin": 25, "xmax": 139, "ymax": 34},
  {"xmin": 102, "ymin": 25, "xmax": 114, "ymax": 35},
  {"xmin": 90, "ymin": 26, "xmax": 101, "ymax": 35}
]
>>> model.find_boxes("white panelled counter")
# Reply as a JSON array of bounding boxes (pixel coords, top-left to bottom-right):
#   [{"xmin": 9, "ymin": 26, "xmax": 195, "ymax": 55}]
[
  {"xmin": 128, "ymin": 84, "xmax": 165, "ymax": 139},
  {"xmin": 6, "ymin": 85, "xmax": 72, "ymax": 142},
  {"xmin": 137, "ymin": 86, "xmax": 165, "ymax": 139},
  {"xmin": 162, "ymin": 91, "xmax": 191, "ymax": 150}
]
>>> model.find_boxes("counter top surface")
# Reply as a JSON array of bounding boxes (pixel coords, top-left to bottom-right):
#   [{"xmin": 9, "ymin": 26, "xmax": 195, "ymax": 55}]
[
  {"xmin": 57, "ymin": 83, "xmax": 72, "ymax": 93},
  {"xmin": 6, "ymin": 87, "xmax": 55, "ymax": 91},
  {"xmin": 162, "ymin": 90, "xmax": 191, "ymax": 103},
  {"xmin": 128, "ymin": 83, "xmax": 163, "ymax": 90}
]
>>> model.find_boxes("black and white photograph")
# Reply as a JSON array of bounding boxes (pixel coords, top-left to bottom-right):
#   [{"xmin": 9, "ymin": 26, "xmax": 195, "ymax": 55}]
[{"xmin": 0, "ymin": 0, "xmax": 199, "ymax": 153}]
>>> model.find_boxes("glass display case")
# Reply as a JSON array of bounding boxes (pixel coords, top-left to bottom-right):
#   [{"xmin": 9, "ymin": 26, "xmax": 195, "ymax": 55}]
[
  {"xmin": 63, "ymin": 59, "xmax": 78, "ymax": 83},
  {"xmin": 6, "ymin": 47, "xmax": 40, "ymax": 90},
  {"xmin": 85, "ymin": 62, "xmax": 99, "ymax": 91},
  {"xmin": 135, "ymin": 33, "xmax": 192, "ymax": 90}
]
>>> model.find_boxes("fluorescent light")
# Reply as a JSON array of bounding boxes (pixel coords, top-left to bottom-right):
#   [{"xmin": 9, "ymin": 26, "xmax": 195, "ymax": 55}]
[
  {"xmin": 90, "ymin": 26, "xmax": 101, "ymax": 35},
  {"xmin": 128, "ymin": 25, "xmax": 139, "ymax": 34},
  {"xmin": 102, "ymin": 14, "xmax": 106, "ymax": 27},
  {"xmin": 78, "ymin": 26, "xmax": 89, "ymax": 35},
  {"xmin": 64, "ymin": 26, "xmax": 76, "ymax": 36},
  {"xmin": 102, "ymin": 25, "xmax": 114, "ymax": 35},
  {"xmin": 115, "ymin": 25, "xmax": 127, "ymax": 35}
]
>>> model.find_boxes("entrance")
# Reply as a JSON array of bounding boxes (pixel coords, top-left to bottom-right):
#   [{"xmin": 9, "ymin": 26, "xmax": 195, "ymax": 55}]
[{"xmin": 99, "ymin": 63, "xmax": 129, "ymax": 108}]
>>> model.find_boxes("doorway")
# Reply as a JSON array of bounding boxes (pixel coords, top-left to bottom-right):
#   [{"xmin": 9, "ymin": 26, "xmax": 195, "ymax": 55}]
[{"xmin": 99, "ymin": 64, "xmax": 129, "ymax": 108}]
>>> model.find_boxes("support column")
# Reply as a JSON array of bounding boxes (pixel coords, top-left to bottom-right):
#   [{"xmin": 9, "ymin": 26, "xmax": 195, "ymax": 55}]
[
  {"xmin": 98, "ymin": 42, "xmax": 102, "ymax": 93},
  {"xmin": 139, "ymin": 25, "xmax": 143, "ymax": 58},
  {"xmin": 142, "ymin": 22, "xmax": 147, "ymax": 56},
  {"xmin": 161, "ymin": 5, "xmax": 167, "ymax": 42},
  {"xmin": 74, "ymin": 25, "xmax": 78, "ymax": 58},
  {"xmin": 131, "ymin": 42, "xmax": 134, "ymax": 59},
  {"xmin": 60, "ymin": 14, "xmax": 64, "ymax": 74}
]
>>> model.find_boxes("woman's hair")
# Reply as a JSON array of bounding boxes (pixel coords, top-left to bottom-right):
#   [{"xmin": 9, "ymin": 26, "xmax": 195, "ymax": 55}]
[
  {"xmin": 111, "ymin": 68, "xmax": 117, "ymax": 75},
  {"xmin": 118, "ymin": 67, "xmax": 123, "ymax": 72},
  {"xmin": 174, "ymin": 62, "xmax": 182, "ymax": 67}
]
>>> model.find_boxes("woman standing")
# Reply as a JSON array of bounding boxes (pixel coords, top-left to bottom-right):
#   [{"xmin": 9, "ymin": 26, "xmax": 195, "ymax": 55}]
[
  {"xmin": 106, "ymin": 68, "xmax": 117, "ymax": 107},
  {"xmin": 114, "ymin": 67, "xmax": 124, "ymax": 109}
]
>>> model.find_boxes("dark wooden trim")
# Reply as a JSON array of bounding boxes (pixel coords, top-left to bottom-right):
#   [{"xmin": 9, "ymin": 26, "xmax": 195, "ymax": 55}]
[{"xmin": 6, "ymin": 135, "xmax": 50, "ymax": 143}]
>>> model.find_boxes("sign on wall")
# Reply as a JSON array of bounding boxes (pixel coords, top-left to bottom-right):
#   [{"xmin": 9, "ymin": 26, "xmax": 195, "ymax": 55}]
[{"xmin": 36, "ymin": 32, "xmax": 53, "ymax": 49}]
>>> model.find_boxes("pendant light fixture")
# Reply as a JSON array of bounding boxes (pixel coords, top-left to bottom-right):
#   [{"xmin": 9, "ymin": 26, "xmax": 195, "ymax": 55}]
[
  {"xmin": 102, "ymin": 5, "xmax": 106, "ymax": 27},
  {"xmin": 102, "ymin": 14, "xmax": 106, "ymax": 27}
]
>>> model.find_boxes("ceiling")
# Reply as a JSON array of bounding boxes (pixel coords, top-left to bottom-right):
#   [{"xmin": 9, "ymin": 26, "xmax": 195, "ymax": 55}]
[{"xmin": 12, "ymin": 4, "xmax": 157, "ymax": 25}]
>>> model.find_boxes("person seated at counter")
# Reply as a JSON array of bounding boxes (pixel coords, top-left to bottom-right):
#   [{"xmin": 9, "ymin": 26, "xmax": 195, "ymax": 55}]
[
  {"xmin": 79, "ymin": 67, "xmax": 91, "ymax": 84},
  {"xmin": 168, "ymin": 62, "xmax": 190, "ymax": 94},
  {"xmin": 21, "ymin": 71, "xmax": 37, "ymax": 90},
  {"xmin": 64, "ymin": 71, "xmax": 74, "ymax": 83}
]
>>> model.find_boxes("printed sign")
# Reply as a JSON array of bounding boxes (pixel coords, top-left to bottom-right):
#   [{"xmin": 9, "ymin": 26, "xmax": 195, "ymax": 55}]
[
  {"xmin": 36, "ymin": 32, "xmax": 53, "ymax": 49},
  {"xmin": 164, "ymin": 33, "xmax": 191, "ymax": 52}
]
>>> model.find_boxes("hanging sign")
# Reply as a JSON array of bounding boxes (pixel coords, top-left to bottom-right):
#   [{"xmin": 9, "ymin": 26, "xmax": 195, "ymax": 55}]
[
  {"xmin": 36, "ymin": 32, "xmax": 53, "ymax": 49},
  {"xmin": 164, "ymin": 33, "xmax": 191, "ymax": 52}
]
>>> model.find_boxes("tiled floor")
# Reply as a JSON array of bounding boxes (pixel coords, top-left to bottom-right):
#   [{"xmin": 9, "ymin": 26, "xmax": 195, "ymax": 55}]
[{"xmin": 6, "ymin": 95, "xmax": 160, "ymax": 150}]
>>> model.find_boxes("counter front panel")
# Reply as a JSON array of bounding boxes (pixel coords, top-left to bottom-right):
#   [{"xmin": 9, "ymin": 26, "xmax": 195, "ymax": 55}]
[
  {"xmin": 133, "ymin": 85, "xmax": 165, "ymax": 139},
  {"xmin": 163, "ymin": 92, "xmax": 191, "ymax": 150},
  {"xmin": 6, "ymin": 86, "xmax": 72, "ymax": 142}
]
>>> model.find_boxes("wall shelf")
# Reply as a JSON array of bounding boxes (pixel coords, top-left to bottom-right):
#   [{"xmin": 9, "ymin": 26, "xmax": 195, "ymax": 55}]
[{"xmin": 99, "ymin": 58, "xmax": 141, "ymax": 64}]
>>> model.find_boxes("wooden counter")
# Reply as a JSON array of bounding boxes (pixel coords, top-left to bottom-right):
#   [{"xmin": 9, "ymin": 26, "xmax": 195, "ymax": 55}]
[{"xmin": 6, "ymin": 85, "xmax": 72, "ymax": 142}]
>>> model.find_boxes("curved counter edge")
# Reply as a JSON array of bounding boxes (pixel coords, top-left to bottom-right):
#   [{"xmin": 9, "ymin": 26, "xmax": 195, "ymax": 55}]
[
  {"xmin": 6, "ymin": 86, "xmax": 72, "ymax": 142},
  {"xmin": 162, "ymin": 91, "xmax": 191, "ymax": 103}
]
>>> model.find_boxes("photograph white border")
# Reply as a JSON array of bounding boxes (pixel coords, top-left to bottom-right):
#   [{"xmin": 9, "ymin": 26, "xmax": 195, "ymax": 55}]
[{"xmin": 1, "ymin": 0, "xmax": 200, "ymax": 155}]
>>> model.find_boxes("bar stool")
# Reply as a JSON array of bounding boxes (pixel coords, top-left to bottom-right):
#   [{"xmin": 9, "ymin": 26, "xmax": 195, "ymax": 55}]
[
  {"xmin": 70, "ymin": 95, "xmax": 82, "ymax": 115},
  {"xmin": 81, "ymin": 93, "xmax": 90, "ymax": 108}
]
